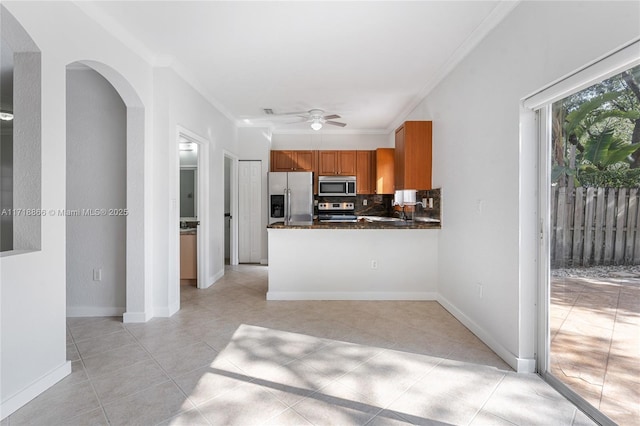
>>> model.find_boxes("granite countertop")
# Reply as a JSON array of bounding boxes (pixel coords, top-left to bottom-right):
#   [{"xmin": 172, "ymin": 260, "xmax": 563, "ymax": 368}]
[{"xmin": 268, "ymin": 217, "xmax": 441, "ymax": 230}]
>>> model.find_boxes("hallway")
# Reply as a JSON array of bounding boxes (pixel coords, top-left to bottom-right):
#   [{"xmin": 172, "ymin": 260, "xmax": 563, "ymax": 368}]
[{"xmin": 5, "ymin": 265, "xmax": 594, "ymax": 425}]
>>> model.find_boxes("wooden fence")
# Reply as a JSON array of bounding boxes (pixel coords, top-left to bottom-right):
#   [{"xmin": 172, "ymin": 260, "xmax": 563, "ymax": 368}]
[{"xmin": 551, "ymin": 186, "xmax": 640, "ymax": 267}]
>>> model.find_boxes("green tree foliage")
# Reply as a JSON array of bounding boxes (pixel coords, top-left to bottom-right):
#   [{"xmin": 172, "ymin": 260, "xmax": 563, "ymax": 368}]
[{"xmin": 552, "ymin": 64, "xmax": 640, "ymax": 188}]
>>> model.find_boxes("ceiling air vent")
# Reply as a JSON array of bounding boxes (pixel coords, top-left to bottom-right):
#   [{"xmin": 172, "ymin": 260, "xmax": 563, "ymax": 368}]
[{"xmin": 263, "ymin": 108, "xmax": 274, "ymax": 115}]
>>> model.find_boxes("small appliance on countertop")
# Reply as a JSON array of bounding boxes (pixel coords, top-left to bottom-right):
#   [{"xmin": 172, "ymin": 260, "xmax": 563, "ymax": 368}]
[{"xmin": 318, "ymin": 202, "xmax": 357, "ymax": 222}]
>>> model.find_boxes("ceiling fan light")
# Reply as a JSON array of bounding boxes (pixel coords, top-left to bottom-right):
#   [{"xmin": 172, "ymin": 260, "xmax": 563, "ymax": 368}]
[
  {"xmin": 0, "ymin": 111, "xmax": 14, "ymax": 121},
  {"xmin": 310, "ymin": 121, "xmax": 322, "ymax": 131}
]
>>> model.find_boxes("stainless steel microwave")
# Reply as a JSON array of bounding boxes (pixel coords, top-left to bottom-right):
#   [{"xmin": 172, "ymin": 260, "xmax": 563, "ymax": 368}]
[{"xmin": 318, "ymin": 176, "xmax": 356, "ymax": 196}]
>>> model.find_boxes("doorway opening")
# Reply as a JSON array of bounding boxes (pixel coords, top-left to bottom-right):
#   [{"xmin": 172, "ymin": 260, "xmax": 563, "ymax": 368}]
[
  {"xmin": 176, "ymin": 128, "xmax": 209, "ymax": 296},
  {"xmin": 224, "ymin": 151, "xmax": 239, "ymax": 266}
]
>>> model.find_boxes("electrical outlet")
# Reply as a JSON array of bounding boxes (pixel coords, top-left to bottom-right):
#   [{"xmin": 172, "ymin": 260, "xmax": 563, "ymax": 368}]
[
  {"xmin": 428, "ymin": 198, "xmax": 434, "ymax": 209},
  {"xmin": 371, "ymin": 260, "xmax": 378, "ymax": 269},
  {"xmin": 93, "ymin": 268, "xmax": 102, "ymax": 281},
  {"xmin": 363, "ymin": 199, "xmax": 368, "ymax": 206}
]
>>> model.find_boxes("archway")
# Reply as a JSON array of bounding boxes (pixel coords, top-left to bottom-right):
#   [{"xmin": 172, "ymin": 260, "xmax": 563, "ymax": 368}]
[{"xmin": 66, "ymin": 60, "xmax": 148, "ymax": 322}]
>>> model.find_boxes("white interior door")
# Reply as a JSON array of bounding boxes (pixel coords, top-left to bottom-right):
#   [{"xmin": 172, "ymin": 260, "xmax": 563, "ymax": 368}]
[{"xmin": 239, "ymin": 161, "xmax": 262, "ymax": 263}]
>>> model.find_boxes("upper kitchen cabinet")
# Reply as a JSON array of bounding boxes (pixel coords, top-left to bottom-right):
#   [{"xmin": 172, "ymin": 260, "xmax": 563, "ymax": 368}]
[
  {"xmin": 318, "ymin": 150, "xmax": 357, "ymax": 176},
  {"xmin": 270, "ymin": 150, "xmax": 315, "ymax": 172},
  {"xmin": 375, "ymin": 148, "xmax": 395, "ymax": 194},
  {"xmin": 394, "ymin": 121, "xmax": 432, "ymax": 190},
  {"xmin": 356, "ymin": 150, "xmax": 375, "ymax": 194}
]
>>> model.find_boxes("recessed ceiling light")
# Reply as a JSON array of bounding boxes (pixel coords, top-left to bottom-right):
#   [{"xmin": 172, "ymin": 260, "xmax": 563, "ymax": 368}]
[{"xmin": 0, "ymin": 112, "xmax": 14, "ymax": 121}]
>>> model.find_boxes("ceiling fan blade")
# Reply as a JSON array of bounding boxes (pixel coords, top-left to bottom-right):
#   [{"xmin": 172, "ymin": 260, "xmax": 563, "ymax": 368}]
[
  {"xmin": 323, "ymin": 114, "xmax": 341, "ymax": 120},
  {"xmin": 269, "ymin": 110, "xmax": 309, "ymax": 116},
  {"xmin": 326, "ymin": 121, "xmax": 347, "ymax": 127}
]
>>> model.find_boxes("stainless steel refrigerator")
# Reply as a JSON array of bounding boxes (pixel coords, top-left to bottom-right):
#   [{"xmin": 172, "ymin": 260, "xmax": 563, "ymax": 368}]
[{"xmin": 268, "ymin": 172, "xmax": 314, "ymax": 225}]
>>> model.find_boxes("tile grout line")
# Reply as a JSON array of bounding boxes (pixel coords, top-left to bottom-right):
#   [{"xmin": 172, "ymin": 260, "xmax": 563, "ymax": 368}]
[
  {"xmin": 465, "ymin": 372, "xmax": 508, "ymax": 425},
  {"xmin": 597, "ymin": 285, "xmax": 623, "ymax": 411},
  {"xmin": 120, "ymin": 323, "xmax": 215, "ymax": 426},
  {"xmin": 67, "ymin": 321, "xmax": 112, "ymax": 425}
]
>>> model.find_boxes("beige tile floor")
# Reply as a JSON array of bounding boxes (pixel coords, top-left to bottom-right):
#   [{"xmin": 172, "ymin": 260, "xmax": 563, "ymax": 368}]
[
  {"xmin": 4, "ymin": 265, "xmax": 595, "ymax": 426},
  {"xmin": 550, "ymin": 275, "xmax": 640, "ymax": 425}
]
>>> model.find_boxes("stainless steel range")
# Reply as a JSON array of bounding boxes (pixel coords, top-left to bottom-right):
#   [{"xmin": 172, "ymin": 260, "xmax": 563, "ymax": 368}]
[{"xmin": 318, "ymin": 202, "xmax": 357, "ymax": 222}]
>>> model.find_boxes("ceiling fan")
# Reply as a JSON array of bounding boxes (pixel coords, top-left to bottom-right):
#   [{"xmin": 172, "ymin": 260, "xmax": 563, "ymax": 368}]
[{"xmin": 264, "ymin": 108, "xmax": 347, "ymax": 130}]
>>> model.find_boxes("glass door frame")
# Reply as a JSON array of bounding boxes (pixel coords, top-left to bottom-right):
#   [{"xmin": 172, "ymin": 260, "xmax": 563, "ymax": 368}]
[{"xmin": 530, "ymin": 39, "xmax": 640, "ymax": 426}]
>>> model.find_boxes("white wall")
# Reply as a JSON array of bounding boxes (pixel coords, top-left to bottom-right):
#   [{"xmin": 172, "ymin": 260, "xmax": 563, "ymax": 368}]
[
  {"xmin": 151, "ymin": 66, "xmax": 238, "ymax": 315},
  {"xmin": 66, "ymin": 67, "xmax": 126, "ymax": 316},
  {"xmin": 403, "ymin": 0, "xmax": 640, "ymax": 369}
]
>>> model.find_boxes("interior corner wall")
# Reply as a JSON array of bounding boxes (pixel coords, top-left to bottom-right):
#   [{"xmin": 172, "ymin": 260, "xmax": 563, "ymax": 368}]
[
  {"xmin": 405, "ymin": 0, "xmax": 640, "ymax": 368},
  {"xmin": 66, "ymin": 67, "xmax": 126, "ymax": 317},
  {"xmin": 237, "ymin": 127, "xmax": 272, "ymax": 264}
]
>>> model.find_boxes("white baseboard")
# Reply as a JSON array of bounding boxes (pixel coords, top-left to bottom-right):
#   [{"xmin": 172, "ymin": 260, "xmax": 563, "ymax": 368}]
[
  {"xmin": 66, "ymin": 306, "xmax": 125, "ymax": 317},
  {"xmin": 212, "ymin": 269, "xmax": 224, "ymax": 283},
  {"xmin": 1, "ymin": 361, "xmax": 71, "ymax": 420},
  {"xmin": 123, "ymin": 310, "xmax": 151, "ymax": 323},
  {"xmin": 154, "ymin": 301, "xmax": 180, "ymax": 318},
  {"xmin": 437, "ymin": 295, "xmax": 535, "ymax": 372},
  {"xmin": 267, "ymin": 291, "xmax": 438, "ymax": 301}
]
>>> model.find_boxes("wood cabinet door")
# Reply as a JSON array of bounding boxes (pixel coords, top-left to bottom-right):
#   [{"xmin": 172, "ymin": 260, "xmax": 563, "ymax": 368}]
[
  {"xmin": 403, "ymin": 121, "xmax": 432, "ymax": 189},
  {"xmin": 294, "ymin": 150, "xmax": 315, "ymax": 172},
  {"xmin": 356, "ymin": 151, "xmax": 374, "ymax": 194},
  {"xmin": 318, "ymin": 151, "xmax": 338, "ymax": 175},
  {"xmin": 376, "ymin": 148, "xmax": 394, "ymax": 194},
  {"xmin": 337, "ymin": 151, "xmax": 357, "ymax": 176},
  {"xmin": 394, "ymin": 126, "xmax": 405, "ymax": 190},
  {"xmin": 270, "ymin": 150, "xmax": 295, "ymax": 172}
]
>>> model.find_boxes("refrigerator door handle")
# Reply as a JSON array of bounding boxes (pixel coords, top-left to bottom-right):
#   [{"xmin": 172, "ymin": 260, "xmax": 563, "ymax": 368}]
[{"xmin": 286, "ymin": 188, "xmax": 292, "ymax": 224}]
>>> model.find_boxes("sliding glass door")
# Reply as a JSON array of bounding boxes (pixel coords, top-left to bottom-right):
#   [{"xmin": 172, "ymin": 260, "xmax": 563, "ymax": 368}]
[{"xmin": 539, "ymin": 64, "xmax": 640, "ymax": 426}]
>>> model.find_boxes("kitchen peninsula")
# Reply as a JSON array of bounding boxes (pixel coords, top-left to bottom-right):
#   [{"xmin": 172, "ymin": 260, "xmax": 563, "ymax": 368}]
[{"xmin": 267, "ymin": 216, "xmax": 440, "ymax": 301}]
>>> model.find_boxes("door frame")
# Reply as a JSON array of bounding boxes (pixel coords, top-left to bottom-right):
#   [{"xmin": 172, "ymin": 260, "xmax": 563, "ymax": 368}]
[
  {"xmin": 224, "ymin": 150, "xmax": 239, "ymax": 266},
  {"xmin": 526, "ymin": 40, "xmax": 640, "ymax": 426},
  {"xmin": 175, "ymin": 126, "xmax": 210, "ymax": 294}
]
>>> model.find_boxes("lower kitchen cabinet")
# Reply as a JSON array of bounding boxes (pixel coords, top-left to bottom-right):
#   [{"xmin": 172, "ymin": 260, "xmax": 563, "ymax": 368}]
[{"xmin": 180, "ymin": 232, "xmax": 197, "ymax": 280}]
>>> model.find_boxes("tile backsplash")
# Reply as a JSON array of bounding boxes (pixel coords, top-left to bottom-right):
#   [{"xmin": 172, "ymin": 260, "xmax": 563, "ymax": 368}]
[{"xmin": 350, "ymin": 188, "xmax": 441, "ymax": 221}]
